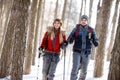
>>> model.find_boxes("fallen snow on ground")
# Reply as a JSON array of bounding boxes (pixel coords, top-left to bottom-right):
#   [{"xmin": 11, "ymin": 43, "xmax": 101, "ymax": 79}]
[
  {"xmin": 23, "ymin": 50, "xmax": 110, "ymax": 80},
  {"xmin": 0, "ymin": 49, "xmax": 110, "ymax": 80}
]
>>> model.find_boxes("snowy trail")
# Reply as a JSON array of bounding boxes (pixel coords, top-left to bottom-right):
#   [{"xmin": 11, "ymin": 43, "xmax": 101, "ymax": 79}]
[
  {"xmin": 0, "ymin": 46, "xmax": 110, "ymax": 80},
  {"xmin": 23, "ymin": 46, "xmax": 110, "ymax": 80}
]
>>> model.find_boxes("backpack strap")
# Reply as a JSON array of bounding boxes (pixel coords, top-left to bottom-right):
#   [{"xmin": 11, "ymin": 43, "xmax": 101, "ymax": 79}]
[
  {"xmin": 88, "ymin": 26, "xmax": 93, "ymax": 33},
  {"xmin": 75, "ymin": 24, "xmax": 80, "ymax": 39},
  {"xmin": 74, "ymin": 25, "xmax": 93, "ymax": 39}
]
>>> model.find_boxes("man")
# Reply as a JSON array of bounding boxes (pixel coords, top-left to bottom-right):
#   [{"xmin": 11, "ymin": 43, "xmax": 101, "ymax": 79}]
[{"xmin": 67, "ymin": 15, "xmax": 99, "ymax": 80}]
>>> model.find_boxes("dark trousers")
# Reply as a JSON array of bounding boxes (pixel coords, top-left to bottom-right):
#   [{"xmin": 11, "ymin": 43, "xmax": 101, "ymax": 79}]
[
  {"xmin": 42, "ymin": 53, "xmax": 60, "ymax": 80},
  {"xmin": 70, "ymin": 51, "xmax": 91, "ymax": 80}
]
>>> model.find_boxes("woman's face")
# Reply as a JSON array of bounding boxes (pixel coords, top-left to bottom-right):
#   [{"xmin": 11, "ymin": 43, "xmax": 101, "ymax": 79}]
[{"xmin": 54, "ymin": 21, "xmax": 61, "ymax": 29}]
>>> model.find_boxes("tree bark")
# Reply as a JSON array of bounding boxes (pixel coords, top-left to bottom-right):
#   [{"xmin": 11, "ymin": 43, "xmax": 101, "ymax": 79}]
[
  {"xmin": 40, "ymin": 0, "xmax": 45, "ymax": 31},
  {"xmin": 38, "ymin": 0, "xmax": 45, "ymax": 44},
  {"xmin": 84, "ymin": 0, "xmax": 87, "ymax": 14},
  {"xmin": 108, "ymin": 12, "xmax": 120, "ymax": 80},
  {"xmin": 32, "ymin": 0, "xmax": 43, "ymax": 65},
  {"xmin": 89, "ymin": 0, "xmax": 94, "ymax": 24},
  {"xmin": 95, "ymin": 0, "xmax": 102, "ymax": 37},
  {"xmin": 66, "ymin": 0, "xmax": 72, "ymax": 29},
  {"xmin": 107, "ymin": 0, "xmax": 119, "ymax": 61},
  {"xmin": 54, "ymin": 0, "xmax": 59, "ymax": 19},
  {"xmin": 0, "ymin": 0, "xmax": 3, "ymax": 25},
  {"xmin": 0, "ymin": 0, "xmax": 3, "ymax": 24},
  {"xmin": 91, "ymin": 0, "xmax": 101, "ymax": 60},
  {"xmin": 61, "ymin": 0, "xmax": 67, "ymax": 27},
  {"xmin": 79, "ymin": 0, "xmax": 83, "ymax": 22},
  {"xmin": 89, "ymin": 0, "xmax": 95, "ymax": 60},
  {"xmin": 0, "ymin": 0, "xmax": 14, "ymax": 78},
  {"xmin": 94, "ymin": 0, "xmax": 113, "ymax": 77},
  {"xmin": 0, "ymin": 0, "xmax": 13, "ymax": 56},
  {"xmin": 10, "ymin": 0, "xmax": 30, "ymax": 80},
  {"xmin": 23, "ymin": 0, "xmax": 38, "ymax": 74}
]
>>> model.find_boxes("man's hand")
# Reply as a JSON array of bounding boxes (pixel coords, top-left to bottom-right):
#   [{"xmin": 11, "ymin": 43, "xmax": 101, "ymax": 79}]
[
  {"xmin": 60, "ymin": 41, "xmax": 68, "ymax": 49},
  {"xmin": 63, "ymin": 41, "xmax": 68, "ymax": 47}
]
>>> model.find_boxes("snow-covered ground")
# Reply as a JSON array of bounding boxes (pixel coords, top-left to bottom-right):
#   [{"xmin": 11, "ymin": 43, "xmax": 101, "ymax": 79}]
[
  {"xmin": 22, "ymin": 57, "xmax": 109, "ymax": 80},
  {"xmin": 23, "ymin": 47, "xmax": 110, "ymax": 80},
  {"xmin": 0, "ymin": 47, "xmax": 110, "ymax": 80}
]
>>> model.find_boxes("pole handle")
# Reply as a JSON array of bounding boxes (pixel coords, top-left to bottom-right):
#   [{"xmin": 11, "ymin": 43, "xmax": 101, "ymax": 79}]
[{"xmin": 38, "ymin": 52, "xmax": 41, "ymax": 58}]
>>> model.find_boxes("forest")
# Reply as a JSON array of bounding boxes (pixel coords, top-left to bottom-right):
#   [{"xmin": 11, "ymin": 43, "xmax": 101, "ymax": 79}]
[{"xmin": 0, "ymin": 0, "xmax": 120, "ymax": 80}]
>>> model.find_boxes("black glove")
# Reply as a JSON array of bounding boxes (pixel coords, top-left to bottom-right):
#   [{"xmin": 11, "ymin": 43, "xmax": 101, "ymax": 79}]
[
  {"xmin": 93, "ymin": 39, "xmax": 99, "ymax": 47},
  {"xmin": 60, "ymin": 41, "xmax": 68, "ymax": 49},
  {"xmin": 63, "ymin": 41, "xmax": 68, "ymax": 47},
  {"xmin": 38, "ymin": 46, "xmax": 44, "ymax": 51}
]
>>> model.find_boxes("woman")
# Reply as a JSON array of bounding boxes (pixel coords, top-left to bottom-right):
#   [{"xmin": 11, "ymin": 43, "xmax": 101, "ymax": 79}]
[{"xmin": 39, "ymin": 19, "xmax": 67, "ymax": 80}]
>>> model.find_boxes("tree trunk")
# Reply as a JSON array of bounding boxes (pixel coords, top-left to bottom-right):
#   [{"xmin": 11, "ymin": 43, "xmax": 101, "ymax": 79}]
[
  {"xmin": 32, "ymin": 0, "xmax": 43, "ymax": 65},
  {"xmin": 66, "ymin": 0, "xmax": 72, "ymax": 29},
  {"xmin": 89, "ymin": 0, "xmax": 94, "ymax": 25},
  {"xmin": 61, "ymin": 0, "xmax": 67, "ymax": 27},
  {"xmin": 107, "ymin": 0, "xmax": 119, "ymax": 61},
  {"xmin": 40, "ymin": 0, "xmax": 45, "ymax": 31},
  {"xmin": 10, "ymin": 0, "xmax": 30, "ymax": 80},
  {"xmin": 84, "ymin": 0, "xmax": 87, "ymax": 14},
  {"xmin": 46, "ymin": 1, "xmax": 53, "ymax": 27},
  {"xmin": 91, "ymin": 0, "xmax": 101, "ymax": 60},
  {"xmin": 108, "ymin": 12, "xmax": 120, "ymax": 80},
  {"xmin": 24, "ymin": 0, "xmax": 38, "ymax": 74},
  {"xmin": 54, "ymin": 0, "xmax": 59, "ymax": 19},
  {"xmin": 0, "ymin": 0, "xmax": 14, "ymax": 78},
  {"xmin": 0, "ymin": 0, "xmax": 3, "ymax": 24},
  {"xmin": 79, "ymin": 0, "xmax": 83, "ymax": 22},
  {"xmin": 94, "ymin": 0, "xmax": 113, "ymax": 77},
  {"xmin": 39, "ymin": 0, "xmax": 45, "ymax": 41},
  {"xmin": 95, "ymin": 0, "xmax": 102, "ymax": 37},
  {"xmin": 0, "ymin": 0, "xmax": 13, "ymax": 56},
  {"xmin": 0, "ymin": 0, "xmax": 3, "ymax": 27},
  {"xmin": 89, "ymin": 0, "xmax": 95, "ymax": 60}
]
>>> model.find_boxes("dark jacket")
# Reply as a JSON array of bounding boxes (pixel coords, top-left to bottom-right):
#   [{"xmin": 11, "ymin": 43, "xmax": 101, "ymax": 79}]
[{"xmin": 67, "ymin": 24, "xmax": 98, "ymax": 53}]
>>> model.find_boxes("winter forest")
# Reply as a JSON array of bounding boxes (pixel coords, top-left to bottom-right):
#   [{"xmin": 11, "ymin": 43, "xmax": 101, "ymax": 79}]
[{"xmin": 0, "ymin": 0, "xmax": 120, "ymax": 80}]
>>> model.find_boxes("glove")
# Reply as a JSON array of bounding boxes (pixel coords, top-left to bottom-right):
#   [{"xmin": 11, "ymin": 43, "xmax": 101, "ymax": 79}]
[
  {"xmin": 63, "ymin": 41, "xmax": 68, "ymax": 47},
  {"xmin": 93, "ymin": 39, "xmax": 99, "ymax": 47},
  {"xmin": 60, "ymin": 41, "xmax": 68, "ymax": 49},
  {"xmin": 38, "ymin": 46, "xmax": 44, "ymax": 51}
]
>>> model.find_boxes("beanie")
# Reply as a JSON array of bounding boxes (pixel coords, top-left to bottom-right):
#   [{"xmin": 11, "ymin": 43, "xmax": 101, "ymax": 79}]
[{"xmin": 81, "ymin": 15, "xmax": 88, "ymax": 20}]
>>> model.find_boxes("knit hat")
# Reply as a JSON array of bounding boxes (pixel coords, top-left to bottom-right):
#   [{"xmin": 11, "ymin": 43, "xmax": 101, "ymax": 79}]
[{"xmin": 81, "ymin": 15, "xmax": 88, "ymax": 20}]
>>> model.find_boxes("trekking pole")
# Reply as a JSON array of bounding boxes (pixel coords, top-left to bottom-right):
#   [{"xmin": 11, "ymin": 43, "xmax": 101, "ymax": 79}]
[
  {"xmin": 63, "ymin": 47, "xmax": 66, "ymax": 80},
  {"xmin": 37, "ymin": 51, "xmax": 42, "ymax": 80}
]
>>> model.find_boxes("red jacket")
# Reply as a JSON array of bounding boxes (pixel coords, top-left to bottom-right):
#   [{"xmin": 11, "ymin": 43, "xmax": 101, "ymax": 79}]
[{"xmin": 40, "ymin": 28, "xmax": 66, "ymax": 53}]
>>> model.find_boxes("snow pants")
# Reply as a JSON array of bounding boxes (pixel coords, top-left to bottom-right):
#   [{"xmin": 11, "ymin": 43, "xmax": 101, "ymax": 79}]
[
  {"xmin": 42, "ymin": 52, "xmax": 60, "ymax": 80},
  {"xmin": 70, "ymin": 50, "xmax": 91, "ymax": 80}
]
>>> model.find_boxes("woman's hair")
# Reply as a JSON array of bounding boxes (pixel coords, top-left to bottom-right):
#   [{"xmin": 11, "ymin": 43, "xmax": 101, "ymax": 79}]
[{"xmin": 53, "ymin": 18, "xmax": 62, "ymax": 26}]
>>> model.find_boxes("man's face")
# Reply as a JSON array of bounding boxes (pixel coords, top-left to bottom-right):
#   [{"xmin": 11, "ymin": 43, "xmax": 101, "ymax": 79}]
[
  {"xmin": 54, "ymin": 21, "xmax": 61, "ymax": 29},
  {"xmin": 80, "ymin": 19, "xmax": 88, "ymax": 26}
]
